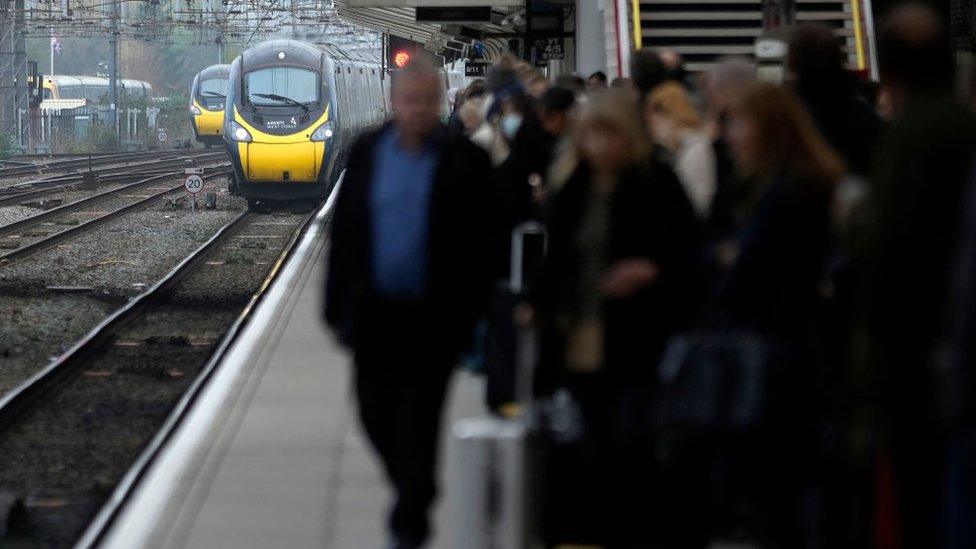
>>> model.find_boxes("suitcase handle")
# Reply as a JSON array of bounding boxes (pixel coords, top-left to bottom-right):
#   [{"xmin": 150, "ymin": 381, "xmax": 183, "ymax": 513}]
[
  {"xmin": 509, "ymin": 221, "xmax": 546, "ymax": 295},
  {"xmin": 510, "ymin": 222, "xmax": 546, "ymax": 406}
]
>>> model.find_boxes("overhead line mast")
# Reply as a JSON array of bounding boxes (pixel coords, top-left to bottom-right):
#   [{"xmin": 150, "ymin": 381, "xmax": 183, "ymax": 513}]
[{"xmin": 108, "ymin": 0, "xmax": 119, "ymax": 140}]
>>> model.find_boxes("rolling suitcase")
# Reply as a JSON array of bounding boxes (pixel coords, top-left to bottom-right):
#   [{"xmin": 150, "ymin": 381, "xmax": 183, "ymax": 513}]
[
  {"xmin": 484, "ymin": 222, "xmax": 546, "ymax": 411},
  {"xmin": 452, "ymin": 222, "xmax": 545, "ymax": 549}
]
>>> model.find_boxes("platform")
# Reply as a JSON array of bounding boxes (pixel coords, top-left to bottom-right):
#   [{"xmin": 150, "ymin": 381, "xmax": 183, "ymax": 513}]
[{"xmin": 99, "ymin": 196, "xmax": 487, "ymax": 549}]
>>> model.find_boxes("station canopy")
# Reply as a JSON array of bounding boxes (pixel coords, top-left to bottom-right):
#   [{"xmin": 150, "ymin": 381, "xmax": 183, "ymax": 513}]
[{"xmin": 333, "ymin": 0, "xmax": 528, "ymax": 58}]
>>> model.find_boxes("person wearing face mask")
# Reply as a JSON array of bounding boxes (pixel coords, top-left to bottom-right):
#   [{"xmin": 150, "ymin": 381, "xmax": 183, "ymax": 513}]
[
  {"xmin": 499, "ymin": 103, "xmax": 524, "ymax": 141},
  {"xmin": 480, "ymin": 89, "xmax": 559, "ymax": 415},
  {"xmin": 490, "ymin": 89, "xmax": 553, "ymax": 276},
  {"xmin": 482, "ymin": 84, "xmax": 573, "ymax": 414}
]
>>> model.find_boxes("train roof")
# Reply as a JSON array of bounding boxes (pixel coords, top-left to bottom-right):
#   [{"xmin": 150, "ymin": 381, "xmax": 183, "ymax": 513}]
[
  {"xmin": 240, "ymin": 39, "xmax": 324, "ymax": 71},
  {"xmin": 314, "ymin": 42, "xmax": 380, "ymax": 64},
  {"xmin": 197, "ymin": 64, "xmax": 230, "ymax": 80},
  {"xmin": 237, "ymin": 39, "xmax": 381, "ymax": 72},
  {"xmin": 45, "ymin": 74, "xmax": 153, "ymax": 90}
]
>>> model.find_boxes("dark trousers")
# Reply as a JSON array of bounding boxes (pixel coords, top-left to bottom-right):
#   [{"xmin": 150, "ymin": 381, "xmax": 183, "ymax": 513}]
[{"xmin": 353, "ymin": 301, "xmax": 455, "ymax": 544}]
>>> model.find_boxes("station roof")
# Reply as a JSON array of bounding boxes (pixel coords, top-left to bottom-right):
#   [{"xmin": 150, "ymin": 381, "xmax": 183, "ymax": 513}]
[{"xmin": 332, "ymin": 0, "xmax": 526, "ymax": 57}]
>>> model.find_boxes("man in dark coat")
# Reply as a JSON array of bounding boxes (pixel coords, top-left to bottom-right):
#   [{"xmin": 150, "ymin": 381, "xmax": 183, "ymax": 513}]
[
  {"xmin": 858, "ymin": 5, "xmax": 976, "ymax": 546},
  {"xmin": 324, "ymin": 58, "xmax": 494, "ymax": 548},
  {"xmin": 787, "ymin": 23, "xmax": 883, "ymax": 178}
]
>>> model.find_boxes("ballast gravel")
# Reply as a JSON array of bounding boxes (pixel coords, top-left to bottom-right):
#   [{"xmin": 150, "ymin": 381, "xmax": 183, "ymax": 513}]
[{"xmin": 0, "ymin": 180, "xmax": 245, "ymax": 300}]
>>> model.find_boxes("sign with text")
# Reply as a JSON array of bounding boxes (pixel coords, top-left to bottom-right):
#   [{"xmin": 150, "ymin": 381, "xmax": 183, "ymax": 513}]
[
  {"xmin": 464, "ymin": 62, "xmax": 491, "ymax": 77},
  {"xmin": 532, "ymin": 38, "xmax": 564, "ymax": 61},
  {"xmin": 184, "ymin": 174, "xmax": 204, "ymax": 195}
]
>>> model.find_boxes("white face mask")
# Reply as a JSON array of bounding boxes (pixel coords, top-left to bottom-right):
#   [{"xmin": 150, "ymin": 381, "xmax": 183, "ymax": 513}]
[{"xmin": 500, "ymin": 114, "xmax": 523, "ymax": 139}]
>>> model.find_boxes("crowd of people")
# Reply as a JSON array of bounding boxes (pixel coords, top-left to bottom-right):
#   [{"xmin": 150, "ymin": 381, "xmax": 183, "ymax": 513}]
[{"xmin": 325, "ymin": 3, "xmax": 976, "ymax": 548}]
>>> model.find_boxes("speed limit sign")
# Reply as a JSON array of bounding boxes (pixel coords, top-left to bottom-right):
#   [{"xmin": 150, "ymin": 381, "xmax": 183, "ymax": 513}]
[
  {"xmin": 184, "ymin": 174, "xmax": 204, "ymax": 194},
  {"xmin": 157, "ymin": 129, "xmax": 168, "ymax": 142}
]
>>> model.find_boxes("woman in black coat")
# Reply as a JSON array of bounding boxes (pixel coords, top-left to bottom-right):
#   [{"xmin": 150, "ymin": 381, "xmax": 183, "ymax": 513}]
[
  {"xmin": 720, "ymin": 83, "xmax": 846, "ymax": 547},
  {"xmin": 535, "ymin": 90, "xmax": 702, "ymax": 547}
]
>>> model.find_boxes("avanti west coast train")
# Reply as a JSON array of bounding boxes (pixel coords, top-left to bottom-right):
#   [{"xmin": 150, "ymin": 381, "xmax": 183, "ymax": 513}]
[
  {"xmin": 224, "ymin": 39, "xmax": 389, "ymax": 207},
  {"xmin": 189, "ymin": 64, "xmax": 230, "ymax": 146}
]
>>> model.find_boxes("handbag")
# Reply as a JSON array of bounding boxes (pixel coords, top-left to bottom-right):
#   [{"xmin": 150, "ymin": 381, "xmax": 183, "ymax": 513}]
[{"xmin": 653, "ymin": 330, "xmax": 769, "ymax": 429}]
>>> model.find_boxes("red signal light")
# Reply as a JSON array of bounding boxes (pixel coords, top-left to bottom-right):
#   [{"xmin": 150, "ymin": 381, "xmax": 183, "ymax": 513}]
[{"xmin": 393, "ymin": 50, "xmax": 411, "ymax": 68}]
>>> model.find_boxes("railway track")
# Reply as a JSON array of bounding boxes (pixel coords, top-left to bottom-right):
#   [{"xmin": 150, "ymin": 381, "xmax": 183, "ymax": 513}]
[
  {"xmin": 0, "ymin": 170, "xmax": 231, "ymax": 264},
  {"xmin": 0, "ymin": 149, "xmax": 220, "ymax": 179},
  {"xmin": 0, "ymin": 151, "xmax": 227, "ymax": 203},
  {"xmin": 0, "ymin": 207, "xmax": 316, "ymax": 547}
]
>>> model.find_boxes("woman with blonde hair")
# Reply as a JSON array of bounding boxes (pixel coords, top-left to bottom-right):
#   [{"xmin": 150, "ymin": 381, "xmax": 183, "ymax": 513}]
[
  {"xmin": 718, "ymin": 82, "xmax": 845, "ymax": 546},
  {"xmin": 646, "ymin": 81, "xmax": 717, "ymax": 219},
  {"xmin": 536, "ymin": 90, "xmax": 701, "ymax": 545}
]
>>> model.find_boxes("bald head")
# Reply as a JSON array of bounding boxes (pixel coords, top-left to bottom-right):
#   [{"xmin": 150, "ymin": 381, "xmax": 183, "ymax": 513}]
[
  {"xmin": 391, "ymin": 57, "xmax": 443, "ymax": 145},
  {"xmin": 710, "ymin": 56, "xmax": 755, "ymax": 93},
  {"xmin": 707, "ymin": 56, "xmax": 756, "ymax": 117},
  {"xmin": 391, "ymin": 56, "xmax": 440, "ymax": 91}
]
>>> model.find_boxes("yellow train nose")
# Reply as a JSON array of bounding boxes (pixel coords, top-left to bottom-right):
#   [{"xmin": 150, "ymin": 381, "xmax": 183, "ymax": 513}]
[
  {"xmin": 244, "ymin": 142, "xmax": 322, "ymax": 182},
  {"xmin": 194, "ymin": 108, "xmax": 224, "ymax": 136}
]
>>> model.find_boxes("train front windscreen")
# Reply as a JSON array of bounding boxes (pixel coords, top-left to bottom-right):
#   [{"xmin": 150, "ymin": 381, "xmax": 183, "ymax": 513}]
[
  {"xmin": 245, "ymin": 67, "xmax": 320, "ymax": 108},
  {"xmin": 198, "ymin": 78, "xmax": 228, "ymax": 110}
]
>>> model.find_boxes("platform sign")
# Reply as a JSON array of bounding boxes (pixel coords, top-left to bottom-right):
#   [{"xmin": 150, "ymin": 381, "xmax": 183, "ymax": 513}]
[
  {"xmin": 465, "ymin": 61, "xmax": 490, "ymax": 77},
  {"xmin": 533, "ymin": 38, "xmax": 564, "ymax": 61},
  {"xmin": 157, "ymin": 129, "xmax": 168, "ymax": 142},
  {"xmin": 184, "ymin": 174, "xmax": 204, "ymax": 195}
]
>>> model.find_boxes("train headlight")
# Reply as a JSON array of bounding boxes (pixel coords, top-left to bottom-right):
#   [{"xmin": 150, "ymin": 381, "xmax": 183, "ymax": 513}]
[
  {"xmin": 229, "ymin": 121, "xmax": 252, "ymax": 143},
  {"xmin": 189, "ymin": 104, "xmax": 202, "ymax": 115},
  {"xmin": 310, "ymin": 121, "xmax": 334, "ymax": 142}
]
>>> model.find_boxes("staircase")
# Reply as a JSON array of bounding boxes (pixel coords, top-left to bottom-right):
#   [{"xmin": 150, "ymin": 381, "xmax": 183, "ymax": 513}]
[{"xmin": 637, "ymin": 0, "xmax": 872, "ymax": 73}]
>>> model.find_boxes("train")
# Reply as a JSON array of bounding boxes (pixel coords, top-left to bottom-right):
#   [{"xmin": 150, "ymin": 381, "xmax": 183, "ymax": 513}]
[
  {"xmin": 42, "ymin": 75, "xmax": 153, "ymax": 101},
  {"xmin": 223, "ymin": 39, "xmax": 389, "ymax": 207},
  {"xmin": 189, "ymin": 64, "xmax": 230, "ymax": 146}
]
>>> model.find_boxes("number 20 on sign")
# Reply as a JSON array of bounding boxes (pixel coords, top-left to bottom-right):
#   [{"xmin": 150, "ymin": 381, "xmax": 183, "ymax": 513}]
[{"xmin": 184, "ymin": 174, "xmax": 204, "ymax": 213}]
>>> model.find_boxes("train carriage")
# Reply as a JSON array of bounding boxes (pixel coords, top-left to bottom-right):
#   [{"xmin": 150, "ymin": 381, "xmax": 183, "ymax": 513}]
[
  {"xmin": 224, "ymin": 39, "xmax": 388, "ymax": 207},
  {"xmin": 43, "ymin": 75, "xmax": 153, "ymax": 101}
]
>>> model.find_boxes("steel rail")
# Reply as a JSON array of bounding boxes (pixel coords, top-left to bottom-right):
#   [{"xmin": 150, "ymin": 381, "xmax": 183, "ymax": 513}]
[
  {"xmin": 0, "ymin": 209, "xmax": 255, "ymax": 436},
  {"xmin": 0, "ymin": 170, "xmax": 230, "ymax": 264},
  {"xmin": 0, "ymin": 149, "xmax": 221, "ymax": 179},
  {"xmin": 0, "ymin": 172, "xmax": 176, "ymax": 219},
  {"xmin": 0, "ymin": 151, "xmax": 175, "ymax": 178},
  {"xmin": 0, "ymin": 157, "xmax": 229, "ymax": 206},
  {"xmin": 0, "ymin": 152, "xmax": 227, "ymax": 196}
]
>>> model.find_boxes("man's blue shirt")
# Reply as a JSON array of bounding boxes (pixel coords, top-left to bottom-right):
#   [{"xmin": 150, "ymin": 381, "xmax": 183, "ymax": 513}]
[{"xmin": 369, "ymin": 127, "xmax": 440, "ymax": 299}]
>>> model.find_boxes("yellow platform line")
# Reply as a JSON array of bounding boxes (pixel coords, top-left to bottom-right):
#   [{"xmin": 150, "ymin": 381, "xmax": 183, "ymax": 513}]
[
  {"xmin": 851, "ymin": 0, "xmax": 866, "ymax": 71},
  {"xmin": 631, "ymin": 0, "xmax": 642, "ymax": 49}
]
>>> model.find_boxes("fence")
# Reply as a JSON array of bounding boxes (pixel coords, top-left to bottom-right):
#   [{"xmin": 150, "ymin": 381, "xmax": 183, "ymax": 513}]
[{"xmin": 20, "ymin": 97, "xmax": 197, "ymax": 154}]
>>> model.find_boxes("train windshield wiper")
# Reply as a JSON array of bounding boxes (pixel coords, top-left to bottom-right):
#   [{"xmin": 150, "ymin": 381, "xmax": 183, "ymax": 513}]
[
  {"xmin": 201, "ymin": 91, "xmax": 226, "ymax": 98},
  {"xmin": 252, "ymin": 93, "xmax": 309, "ymax": 111}
]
